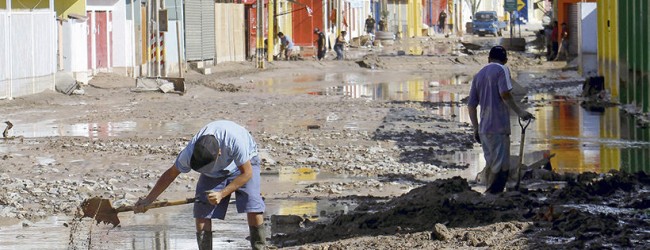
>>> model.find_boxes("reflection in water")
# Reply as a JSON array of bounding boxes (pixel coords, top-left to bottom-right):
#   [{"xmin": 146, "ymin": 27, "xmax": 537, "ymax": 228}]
[
  {"xmin": 10, "ymin": 120, "xmax": 199, "ymax": 139},
  {"xmin": 524, "ymin": 93, "xmax": 650, "ymax": 174},
  {"xmin": 293, "ymin": 73, "xmax": 650, "ymax": 175}
]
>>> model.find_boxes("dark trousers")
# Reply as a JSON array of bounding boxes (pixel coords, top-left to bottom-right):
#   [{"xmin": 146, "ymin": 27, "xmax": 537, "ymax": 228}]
[
  {"xmin": 334, "ymin": 44, "xmax": 343, "ymax": 60},
  {"xmin": 486, "ymin": 170, "xmax": 510, "ymax": 194},
  {"xmin": 550, "ymin": 41, "xmax": 559, "ymax": 60}
]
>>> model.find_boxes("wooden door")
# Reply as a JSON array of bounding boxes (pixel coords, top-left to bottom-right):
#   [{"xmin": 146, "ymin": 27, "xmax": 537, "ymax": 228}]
[{"xmin": 95, "ymin": 11, "xmax": 111, "ymax": 69}]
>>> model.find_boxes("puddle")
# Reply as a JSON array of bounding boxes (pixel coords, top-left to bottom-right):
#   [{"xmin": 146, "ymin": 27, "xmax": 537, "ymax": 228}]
[
  {"xmin": 6, "ymin": 120, "xmax": 204, "ymax": 139},
  {"xmin": 5, "ymin": 72, "xmax": 650, "ymax": 248},
  {"xmin": 560, "ymin": 204, "xmax": 635, "ymax": 215},
  {"xmin": 0, "ymin": 175, "xmax": 355, "ymax": 250},
  {"xmin": 259, "ymin": 72, "xmax": 650, "ymax": 175}
]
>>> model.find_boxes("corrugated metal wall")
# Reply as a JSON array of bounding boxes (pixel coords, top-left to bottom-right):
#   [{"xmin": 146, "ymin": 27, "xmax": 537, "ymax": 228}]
[
  {"xmin": 291, "ymin": 0, "xmax": 324, "ymax": 46},
  {"xmin": 185, "ymin": 0, "xmax": 215, "ymax": 61},
  {"xmin": 0, "ymin": 11, "xmax": 56, "ymax": 99},
  {"xmin": 567, "ymin": 4, "xmax": 579, "ymax": 56},
  {"xmin": 618, "ymin": 0, "xmax": 649, "ymax": 112}
]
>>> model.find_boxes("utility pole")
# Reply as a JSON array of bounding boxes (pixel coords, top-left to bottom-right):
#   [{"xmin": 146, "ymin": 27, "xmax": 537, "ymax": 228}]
[{"xmin": 336, "ymin": 0, "xmax": 341, "ymax": 35}]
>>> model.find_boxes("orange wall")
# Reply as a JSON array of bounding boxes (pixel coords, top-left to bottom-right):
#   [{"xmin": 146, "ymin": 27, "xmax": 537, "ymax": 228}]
[{"xmin": 555, "ymin": 0, "xmax": 597, "ymax": 40}]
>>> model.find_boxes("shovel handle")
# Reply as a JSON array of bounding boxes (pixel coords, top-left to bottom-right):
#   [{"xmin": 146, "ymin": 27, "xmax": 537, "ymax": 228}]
[
  {"xmin": 115, "ymin": 197, "xmax": 197, "ymax": 213},
  {"xmin": 516, "ymin": 117, "xmax": 532, "ymax": 191}
]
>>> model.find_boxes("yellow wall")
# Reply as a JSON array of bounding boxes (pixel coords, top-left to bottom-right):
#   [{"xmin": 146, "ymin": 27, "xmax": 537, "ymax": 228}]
[
  {"xmin": 55, "ymin": 0, "xmax": 85, "ymax": 20},
  {"xmin": 0, "ymin": 0, "xmax": 84, "ymax": 19},
  {"xmin": 0, "ymin": 0, "xmax": 48, "ymax": 9},
  {"xmin": 597, "ymin": 0, "xmax": 619, "ymax": 98}
]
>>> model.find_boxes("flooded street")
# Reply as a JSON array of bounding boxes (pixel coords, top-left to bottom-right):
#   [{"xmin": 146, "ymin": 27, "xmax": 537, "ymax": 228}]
[
  {"xmin": 1, "ymin": 56, "xmax": 648, "ymax": 249},
  {"xmin": 258, "ymin": 72, "xmax": 650, "ymax": 175}
]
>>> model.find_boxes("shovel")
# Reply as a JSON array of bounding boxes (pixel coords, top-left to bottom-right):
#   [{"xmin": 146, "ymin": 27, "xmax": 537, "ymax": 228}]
[
  {"xmin": 81, "ymin": 197, "xmax": 196, "ymax": 227},
  {"xmin": 514, "ymin": 117, "xmax": 532, "ymax": 191}
]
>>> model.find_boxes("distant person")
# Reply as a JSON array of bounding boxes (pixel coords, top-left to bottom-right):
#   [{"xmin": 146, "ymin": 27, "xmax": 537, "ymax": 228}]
[
  {"xmin": 365, "ymin": 15, "xmax": 376, "ymax": 35},
  {"xmin": 314, "ymin": 28, "xmax": 326, "ymax": 60},
  {"xmin": 555, "ymin": 22, "xmax": 570, "ymax": 61},
  {"xmin": 544, "ymin": 24, "xmax": 553, "ymax": 60},
  {"xmin": 378, "ymin": 18, "xmax": 386, "ymax": 32},
  {"xmin": 134, "ymin": 120, "xmax": 266, "ymax": 250},
  {"xmin": 438, "ymin": 10, "xmax": 447, "ymax": 34},
  {"xmin": 278, "ymin": 32, "xmax": 294, "ymax": 60},
  {"xmin": 468, "ymin": 46, "xmax": 534, "ymax": 194},
  {"xmin": 550, "ymin": 21, "xmax": 559, "ymax": 61},
  {"xmin": 334, "ymin": 30, "xmax": 346, "ymax": 60}
]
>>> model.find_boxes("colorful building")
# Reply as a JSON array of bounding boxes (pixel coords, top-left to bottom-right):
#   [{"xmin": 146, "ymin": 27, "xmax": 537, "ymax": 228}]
[{"xmin": 598, "ymin": 0, "xmax": 649, "ymax": 113}]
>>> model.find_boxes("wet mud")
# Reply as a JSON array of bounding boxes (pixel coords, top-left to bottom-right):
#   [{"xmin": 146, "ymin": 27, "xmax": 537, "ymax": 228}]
[{"xmin": 273, "ymin": 171, "xmax": 650, "ymax": 249}]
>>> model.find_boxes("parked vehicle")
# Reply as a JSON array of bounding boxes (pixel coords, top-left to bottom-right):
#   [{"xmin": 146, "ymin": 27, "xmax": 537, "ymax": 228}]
[{"xmin": 472, "ymin": 11, "xmax": 507, "ymax": 37}]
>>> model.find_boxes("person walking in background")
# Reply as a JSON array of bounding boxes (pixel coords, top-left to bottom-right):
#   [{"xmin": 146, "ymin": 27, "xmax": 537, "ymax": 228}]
[
  {"xmin": 549, "ymin": 21, "xmax": 559, "ymax": 61},
  {"xmin": 544, "ymin": 24, "xmax": 553, "ymax": 60},
  {"xmin": 278, "ymin": 32, "xmax": 294, "ymax": 60},
  {"xmin": 438, "ymin": 10, "xmax": 447, "ymax": 34},
  {"xmin": 555, "ymin": 22, "xmax": 570, "ymax": 61},
  {"xmin": 365, "ymin": 15, "xmax": 376, "ymax": 35},
  {"xmin": 314, "ymin": 28, "xmax": 326, "ymax": 60},
  {"xmin": 334, "ymin": 30, "xmax": 346, "ymax": 60},
  {"xmin": 468, "ymin": 46, "xmax": 534, "ymax": 194},
  {"xmin": 134, "ymin": 120, "xmax": 267, "ymax": 250}
]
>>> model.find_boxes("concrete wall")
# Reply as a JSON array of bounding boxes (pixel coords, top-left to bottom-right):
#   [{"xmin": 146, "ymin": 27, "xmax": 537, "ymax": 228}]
[
  {"xmin": 578, "ymin": 2, "xmax": 597, "ymax": 77},
  {"xmin": 579, "ymin": 3, "xmax": 597, "ymax": 53}
]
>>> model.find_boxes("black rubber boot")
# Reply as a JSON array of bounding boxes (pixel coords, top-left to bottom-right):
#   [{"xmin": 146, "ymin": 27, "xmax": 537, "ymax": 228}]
[
  {"xmin": 196, "ymin": 231, "xmax": 213, "ymax": 250},
  {"xmin": 249, "ymin": 225, "xmax": 267, "ymax": 250},
  {"xmin": 486, "ymin": 170, "xmax": 509, "ymax": 194}
]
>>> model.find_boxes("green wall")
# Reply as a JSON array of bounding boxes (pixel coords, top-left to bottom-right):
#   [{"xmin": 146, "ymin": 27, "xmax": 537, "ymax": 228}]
[{"xmin": 619, "ymin": 0, "xmax": 650, "ymax": 112}]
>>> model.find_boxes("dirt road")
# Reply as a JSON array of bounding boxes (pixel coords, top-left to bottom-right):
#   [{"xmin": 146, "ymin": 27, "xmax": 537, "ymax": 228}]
[{"xmin": 1, "ymin": 35, "xmax": 648, "ymax": 249}]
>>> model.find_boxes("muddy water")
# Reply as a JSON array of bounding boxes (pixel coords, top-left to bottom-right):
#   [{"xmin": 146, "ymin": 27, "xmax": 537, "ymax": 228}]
[
  {"xmin": 256, "ymin": 72, "xmax": 650, "ymax": 175},
  {"xmin": 5, "ymin": 72, "xmax": 650, "ymax": 249},
  {"xmin": 6, "ymin": 119, "xmax": 206, "ymax": 139},
  {"xmin": 7, "ymin": 73, "xmax": 650, "ymax": 176},
  {"xmin": 0, "ymin": 169, "xmax": 356, "ymax": 249}
]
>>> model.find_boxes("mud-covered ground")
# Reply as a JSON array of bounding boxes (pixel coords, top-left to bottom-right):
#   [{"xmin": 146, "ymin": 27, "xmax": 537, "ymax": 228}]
[
  {"xmin": 1, "ymin": 34, "xmax": 648, "ymax": 249},
  {"xmin": 275, "ymin": 172, "xmax": 650, "ymax": 249}
]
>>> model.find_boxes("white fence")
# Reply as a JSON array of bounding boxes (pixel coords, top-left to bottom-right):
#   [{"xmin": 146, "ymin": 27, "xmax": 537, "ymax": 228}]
[{"xmin": 0, "ymin": 10, "xmax": 57, "ymax": 99}]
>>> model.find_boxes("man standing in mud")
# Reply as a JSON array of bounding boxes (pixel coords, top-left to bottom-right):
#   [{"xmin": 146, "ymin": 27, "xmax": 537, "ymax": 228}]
[
  {"xmin": 467, "ymin": 46, "xmax": 534, "ymax": 194},
  {"xmin": 314, "ymin": 27, "xmax": 326, "ymax": 60},
  {"xmin": 134, "ymin": 120, "xmax": 266, "ymax": 250},
  {"xmin": 438, "ymin": 10, "xmax": 447, "ymax": 34}
]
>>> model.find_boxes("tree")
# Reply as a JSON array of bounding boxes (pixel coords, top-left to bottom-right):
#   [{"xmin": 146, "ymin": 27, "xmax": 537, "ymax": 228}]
[{"xmin": 464, "ymin": 0, "xmax": 482, "ymax": 17}]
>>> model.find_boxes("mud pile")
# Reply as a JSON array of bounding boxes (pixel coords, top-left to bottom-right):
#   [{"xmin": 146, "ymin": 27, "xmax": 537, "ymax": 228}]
[{"xmin": 273, "ymin": 171, "xmax": 650, "ymax": 248}]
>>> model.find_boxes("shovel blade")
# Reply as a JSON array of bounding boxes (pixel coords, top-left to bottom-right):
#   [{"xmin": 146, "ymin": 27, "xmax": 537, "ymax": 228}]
[{"xmin": 81, "ymin": 197, "xmax": 121, "ymax": 227}]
